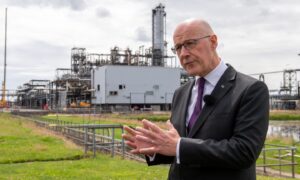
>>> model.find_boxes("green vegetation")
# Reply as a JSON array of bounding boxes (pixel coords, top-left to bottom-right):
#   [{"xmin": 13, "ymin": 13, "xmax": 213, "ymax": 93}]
[
  {"xmin": 39, "ymin": 114, "xmax": 132, "ymax": 140},
  {"xmin": 270, "ymin": 111, "xmax": 300, "ymax": 120},
  {"xmin": 256, "ymin": 137, "xmax": 300, "ymax": 175},
  {"xmin": 41, "ymin": 113, "xmax": 170, "ymax": 123},
  {"xmin": 0, "ymin": 155, "xmax": 287, "ymax": 180},
  {"xmin": 270, "ymin": 114, "xmax": 300, "ymax": 120},
  {"xmin": 0, "ymin": 155, "xmax": 169, "ymax": 179},
  {"xmin": 110, "ymin": 113, "xmax": 171, "ymax": 122},
  {"xmin": 258, "ymin": 177, "xmax": 294, "ymax": 180},
  {"xmin": 0, "ymin": 113, "xmax": 293, "ymax": 179},
  {"xmin": 43, "ymin": 111, "xmax": 300, "ymax": 121},
  {"xmin": 0, "ymin": 113, "xmax": 82, "ymax": 164},
  {"xmin": 0, "ymin": 113, "xmax": 169, "ymax": 179}
]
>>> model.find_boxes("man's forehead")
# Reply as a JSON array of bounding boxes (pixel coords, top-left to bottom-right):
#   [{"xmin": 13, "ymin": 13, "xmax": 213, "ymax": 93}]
[
  {"xmin": 173, "ymin": 26, "xmax": 201, "ymax": 42},
  {"xmin": 174, "ymin": 22, "xmax": 203, "ymax": 37}
]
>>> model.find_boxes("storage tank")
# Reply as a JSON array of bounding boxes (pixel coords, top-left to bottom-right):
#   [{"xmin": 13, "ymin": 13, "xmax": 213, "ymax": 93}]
[{"xmin": 152, "ymin": 3, "xmax": 166, "ymax": 66}]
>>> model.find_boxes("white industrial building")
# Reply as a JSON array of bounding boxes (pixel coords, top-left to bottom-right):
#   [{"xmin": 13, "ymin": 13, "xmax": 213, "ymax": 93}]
[{"xmin": 91, "ymin": 65, "xmax": 181, "ymax": 110}]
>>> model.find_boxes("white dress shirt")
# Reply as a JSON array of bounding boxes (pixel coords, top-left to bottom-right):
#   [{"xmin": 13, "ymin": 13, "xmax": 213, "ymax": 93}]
[{"xmin": 176, "ymin": 60, "xmax": 228, "ymax": 164}]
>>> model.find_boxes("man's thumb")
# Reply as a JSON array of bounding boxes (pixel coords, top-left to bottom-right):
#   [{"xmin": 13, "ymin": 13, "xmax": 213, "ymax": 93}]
[{"xmin": 166, "ymin": 120, "xmax": 174, "ymax": 130}]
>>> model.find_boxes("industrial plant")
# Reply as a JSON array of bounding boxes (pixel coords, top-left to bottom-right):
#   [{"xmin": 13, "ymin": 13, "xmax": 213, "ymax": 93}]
[
  {"xmin": 12, "ymin": 4, "xmax": 187, "ymax": 112},
  {"xmin": 1, "ymin": 4, "xmax": 300, "ymax": 111},
  {"xmin": 252, "ymin": 70, "xmax": 300, "ymax": 110}
]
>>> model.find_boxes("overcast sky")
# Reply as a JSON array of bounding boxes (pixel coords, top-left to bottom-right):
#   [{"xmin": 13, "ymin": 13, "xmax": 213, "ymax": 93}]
[{"xmin": 0, "ymin": 0, "xmax": 299, "ymax": 90}]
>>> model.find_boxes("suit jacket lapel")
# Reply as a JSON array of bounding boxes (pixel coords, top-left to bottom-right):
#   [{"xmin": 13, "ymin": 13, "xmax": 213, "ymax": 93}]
[
  {"xmin": 177, "ymin": 80, "xmax": 194, "ymax": 137},
  {"xmin": 188, "ymin": 66, "xmax": 237, "ymax": 137}
]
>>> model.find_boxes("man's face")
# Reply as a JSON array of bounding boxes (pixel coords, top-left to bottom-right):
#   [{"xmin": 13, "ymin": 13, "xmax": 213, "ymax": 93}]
[{"xmin": 173, "ymin": 25, "xmax": 216, "ymax": 77}]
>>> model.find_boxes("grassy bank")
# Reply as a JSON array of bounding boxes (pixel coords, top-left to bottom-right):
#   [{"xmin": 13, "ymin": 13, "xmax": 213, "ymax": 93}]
[
  {"xmin": 43, "ymin": 110, "xmax": 300, "ymax": 121},
  {"xmin": 110, "ymin": 113, "xmax": 170, "ymax": 122},
  {"xmin": 270, "ymin": 110, "xmax": 300, "ymax": 120},
  {"xmin": 0, "ymin": 113, "xmax": 291, "ymax": 179},
  {"xmin": 0, "ymin": 113, "xmax": 83, "ymax": 164},
  {"xmin": 256, "ymin": 136, "xmax": 300, "ymax": 176},
  {"xmin": 0, "ymin": 155, "xmax": 169, "ymax": 179},
  {"xmin": 0, "ymin": 113, "xmax": 169, "ymax": 179}
]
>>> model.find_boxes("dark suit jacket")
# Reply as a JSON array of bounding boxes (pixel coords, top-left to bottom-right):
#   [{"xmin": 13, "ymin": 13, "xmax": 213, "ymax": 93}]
[{"xmin": 147, "ymin": 65, "xmax": 269, "ymax": 180}]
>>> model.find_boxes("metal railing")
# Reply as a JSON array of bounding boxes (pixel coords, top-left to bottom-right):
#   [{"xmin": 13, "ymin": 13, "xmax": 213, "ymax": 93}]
[
  {"xmin": 256, "ymin": 143, "xmax": 298, "ymax": 178},
  {"xmin": 13, "ymin": 115, "xmax": 144, "ymax": 161},
  {"xmin": 61, "ymin": 124, "xmax": 124, "ymax": 158}
]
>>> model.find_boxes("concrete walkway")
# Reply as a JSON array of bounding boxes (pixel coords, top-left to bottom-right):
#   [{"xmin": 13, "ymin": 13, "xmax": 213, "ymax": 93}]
[{"xmin": 257, "ymin": 167, "xmax": 300, "ymax": 179}]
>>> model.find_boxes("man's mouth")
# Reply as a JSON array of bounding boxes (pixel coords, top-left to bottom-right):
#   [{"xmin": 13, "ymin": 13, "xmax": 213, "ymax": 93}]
[{"xmin": 185, "ymin": 61, "xmax": 194, "ymax": 67}]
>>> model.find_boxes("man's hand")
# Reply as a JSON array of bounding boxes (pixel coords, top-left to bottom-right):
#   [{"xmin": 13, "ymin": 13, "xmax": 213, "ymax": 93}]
[
  {"xmin": 135, "ymin": 119, "xmax": 180, "ymax": 156},
  {"xmin": 122, "ymin": 125, "xmax": 153, "ymax": 155}
]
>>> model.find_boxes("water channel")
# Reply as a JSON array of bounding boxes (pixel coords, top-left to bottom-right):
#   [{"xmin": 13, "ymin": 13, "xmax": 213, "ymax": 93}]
[{"xmin": 268, "ymin": 121, "xmax": 300, "ymax": 144}]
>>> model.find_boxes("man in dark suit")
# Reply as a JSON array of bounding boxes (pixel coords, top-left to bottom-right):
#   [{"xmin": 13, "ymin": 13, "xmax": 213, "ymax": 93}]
[{"xmin": 122, "ymin": 18, "xmax": 269, "ymax": 180}]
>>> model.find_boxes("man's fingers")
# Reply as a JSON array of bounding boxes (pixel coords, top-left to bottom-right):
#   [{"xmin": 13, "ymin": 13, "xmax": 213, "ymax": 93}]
[
  {"xmin": 122, "ymin": 134, "xmax": 135, "ymax": 142},
  {"xmin": 139, "ymin": 147, "xmax": 157, "ymax": 154},
  {"xmin": 123, "ymin": 125, "xmax": 137, "ymax": 135},
  {"xmin": 136, "ymin": 126, "xmax": 158, "ymax": 140},
  {"xmin": 166, "ymin": 120, "xmax": 174, "ymax": 130},
  {"xmin": 125, "ymin": 141, "xmax": 137, "ymax": 149},
  {"xmin": 142, "ymin": 120, "xmax": 162, "ymax": 133},
  {"xmin": 130, "ymin": 149, "xmax": 140, "ymax": 154},
  {"xmin": 142, "ymin": 119, "xmax": 151, "ymax": 130},
  {"xmin": 136, "ymin": 134, "xmax": 155, "ymax": 145}
]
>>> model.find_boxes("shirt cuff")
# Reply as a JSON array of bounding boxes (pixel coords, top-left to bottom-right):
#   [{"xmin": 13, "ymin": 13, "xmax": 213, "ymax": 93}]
[
  {"xmin": 176, "ymin": 138, "xmax": 181, "ymax": 164},
  {"xmin": 147, "ymin": 153, "xmax": 156, "ymax": 161}
]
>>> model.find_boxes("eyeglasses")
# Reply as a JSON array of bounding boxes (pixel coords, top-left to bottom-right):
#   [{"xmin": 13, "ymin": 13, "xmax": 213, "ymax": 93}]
[{"xmin": 171, "ymin": 35, "xmax": 211, "ymax": 54}]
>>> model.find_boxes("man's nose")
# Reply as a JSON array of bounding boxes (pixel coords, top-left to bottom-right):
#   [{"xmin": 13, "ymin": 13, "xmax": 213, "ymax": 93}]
[{"xmin": 179, "ymin": 46, "xmax": 190, "ymax": 58}]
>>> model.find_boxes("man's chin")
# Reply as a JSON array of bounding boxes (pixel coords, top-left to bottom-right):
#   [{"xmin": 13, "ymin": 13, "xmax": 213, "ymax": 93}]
[{"xmin": 186, "ymin": 69, "xmax": 199, "ymax": 76}]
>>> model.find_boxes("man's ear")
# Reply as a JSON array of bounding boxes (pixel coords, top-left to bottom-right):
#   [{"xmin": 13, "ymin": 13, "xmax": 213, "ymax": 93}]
[{"xmin": 210, "ymin": 34, "xmax": 218, "ymax": 49}]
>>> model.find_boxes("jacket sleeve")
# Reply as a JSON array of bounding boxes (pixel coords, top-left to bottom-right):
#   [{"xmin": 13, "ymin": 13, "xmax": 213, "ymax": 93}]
[
  {"xmin": 146, "ymin": 154, "xmax": 175, "ymax": 166},
  {"xmin": 179, "ymin": 81, "xmax": 269, "ymax": 169},
  {"xmin": 145, "ymin": 88, "xmax": 180, "ymax": 166}
]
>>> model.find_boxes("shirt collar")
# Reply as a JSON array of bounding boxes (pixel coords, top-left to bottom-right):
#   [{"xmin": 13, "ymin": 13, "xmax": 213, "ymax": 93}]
[{"xmin": 195, "ymin": 60, "xmax": 228, "ymax": 86}]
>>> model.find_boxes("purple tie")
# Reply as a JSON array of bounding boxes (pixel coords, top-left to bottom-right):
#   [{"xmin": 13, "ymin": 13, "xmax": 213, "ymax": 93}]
[{"xmin": 188, "ymin": 77, "xmax": 205, "ymax": 131}]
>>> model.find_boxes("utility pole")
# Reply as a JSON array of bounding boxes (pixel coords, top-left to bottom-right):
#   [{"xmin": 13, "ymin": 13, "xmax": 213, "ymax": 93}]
[{"xmin": 1, "ymin": 8, "xmax": 7, "ymax": 104}]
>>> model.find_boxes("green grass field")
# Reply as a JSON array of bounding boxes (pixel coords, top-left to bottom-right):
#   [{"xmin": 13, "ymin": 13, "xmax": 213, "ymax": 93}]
[
  {"xmin": 256, "ymin": 137, "xmax": 300, "ymax": 175},
  {"xmin": 110, "ymin": 113, "xmax": 171, "ymax": 122},
  {"xmin": 0, "ymin": 113, "xmax": 293, "ymax": 179},
  {"xmin": 0, "ymin": 156, "xmax": 169, "ymax": 179},
  {"xmin": 42, "ymin": 110, "xmax": 300, "ymax": 122},
  {"xmin": 0, "ymin": 113, "xmax": 169, "ymax": 179},
  {"xmin": 0, "ymin": 113, "xmax": 83, "ymax": 164},
  {"xmin": 270, "ymin": 111, "xmax": 300, "ymax": 120}
]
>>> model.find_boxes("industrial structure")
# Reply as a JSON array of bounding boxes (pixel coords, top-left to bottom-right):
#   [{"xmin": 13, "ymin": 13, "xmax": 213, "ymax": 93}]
[
  {"xmin": 14, "ymin": 4, "xmax": 184, "ymax": 111},
  {"xmin": 10, "ymin": 3, "xmax": 300, "ymax": 111},
  {"xmin": 16, "ymin": 80, "xmax": 50, "ymax": 109},
  {"xmin": 251, "ymin": 69, "xmax": 300, "ymax": 110},
  {"xmin": 152, "ymin": 3, "xmax": 166, "ymax": 66},
  {"xmin": 91, "ymin": 65, "xmax": 180, "ymax": 111}
]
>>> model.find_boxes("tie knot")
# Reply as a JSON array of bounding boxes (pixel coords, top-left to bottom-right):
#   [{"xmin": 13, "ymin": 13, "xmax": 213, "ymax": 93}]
[{"xmin": 197, "ymin": 77, "xmax": 205, "ymax": 89}]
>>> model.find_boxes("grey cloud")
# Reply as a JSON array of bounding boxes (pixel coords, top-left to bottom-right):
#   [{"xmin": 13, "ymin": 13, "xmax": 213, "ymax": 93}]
[
  {"xmin": 2, "ymin": 40, "xmax": 70, "ymax": 88},
  {"xmin": 135, "ymin": 27, "xmax": 150, "ymax": 42},
  {"xmin": 259, "ymin": 8, "xmax": 272, "ymax": 16},
  {"xmin": 95, "ymin": 7, "xmax": 111, "ymax": 18},
  {"xmin": 239, "ymin": 0, "xmax": 260, "ymax": 6},
  {"xmin": 3, "ymin": 0, "xmax": 86, "ymax": 11},
  {"xmin": 7, "ymin": 40, "xmax": 69, "ymax": 68}
]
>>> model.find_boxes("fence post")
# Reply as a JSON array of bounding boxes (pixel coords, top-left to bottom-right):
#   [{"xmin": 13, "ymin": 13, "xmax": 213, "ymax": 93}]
[
  {"xmin": 278, "ymin": 149, "xmax": 281, "ymax": 177},
  {"xmin": 84, "ymin": 127, "xmax": 88, "ymax": 157},
  {"xmin": 112, "ymin": 128, "xmax": 115, "ymax": 157},
  {"xmin": 122, "ymin": 126, "xmax": 125, "ymax": 159},
  {"xmin": 263, "ymin": 144, "xmax": 266, "ymax": 174},
  {"xmin": 93, "ymin": 128, "xmax": 96, "ymax": 158},
  {"xmin": 292, "ymin": 147, "xmax": 295, "ymax": 178}
]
